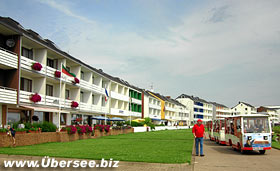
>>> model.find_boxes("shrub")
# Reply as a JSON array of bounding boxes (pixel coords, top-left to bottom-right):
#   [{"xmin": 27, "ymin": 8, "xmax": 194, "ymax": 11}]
[
  {"xmin": 41, "ymin": 122, "xmax": 57, "ymax": 132},
  {"xmin": 85, "ymin": 125, "xmax": 93, "ymax": 133},
  {"xmin": 15, "ymin": 128, "xmax": 26, "ymax": 132},
  {"xmin": 28, "ymin": 128, "xmax": 38, "ymax": 131},
  {"xmin": 273, "ymin": 126, "xmax": 280, "ymax": 134},
  {"xmin": 0, "ymin": 128, "xmax": 7, "ymax": 133},
  {"xmin": 94, "ymin": 125, "xmax": 104, "ymax": 132},
  {"xmin": 104, "ymin": 125, "xmax": 110, "ymax": 133},
  {"xmin": 32, "ymin": 62, "xmax": 42, "ymax": 71},
  {"xmin": 66, "ymin": 125, "xmax": 77, "ymax": 134},
  {"xmin": 76, "ymin": 125, "xmax": 86, "ymax": 134},
  {"xmin": 116, "ymin": 121, "xmax": 123, "ymax": 126}
]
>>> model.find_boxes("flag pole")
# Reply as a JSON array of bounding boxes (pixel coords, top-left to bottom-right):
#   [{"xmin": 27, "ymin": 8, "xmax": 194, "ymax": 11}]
[
  {"xmin": 58, "ymin": 62, "xmax": 62, "ymax": 130},
  {"xmin": 105, "ymin": 84, "xmax": 107, "ymax": 125},
  {"xmin": 129, "ymin": 97, "xmax": 132, "ymax": 125}
]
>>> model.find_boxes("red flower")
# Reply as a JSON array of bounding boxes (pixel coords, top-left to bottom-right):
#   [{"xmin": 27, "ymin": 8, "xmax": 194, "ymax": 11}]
[
  {"xmin": 65, "ymin": 125, "xmax": 77, "ymax": 134},
  {"xmin": 54, "ymin": 70, "xmax": 61, "ymax": 78},
  {"xmin": 71, "ymin": 101, "xmax": 79, "ymax": 108},
  {"xmin": 30, "ymin": 93, "xmax": 41, "ymax": 103},
  {"xmin": 72, "ymin": 77, "xmax": 80, "ymax": 84},
  {"xmin": 32, "ymin": 62, "xmax": 42, "ymax": 71}
]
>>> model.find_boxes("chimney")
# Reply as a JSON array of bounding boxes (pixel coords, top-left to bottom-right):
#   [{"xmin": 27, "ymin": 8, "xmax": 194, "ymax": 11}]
[{"xmin": 166, "ymin": 96, "xmax": 171, "ymax": 99}]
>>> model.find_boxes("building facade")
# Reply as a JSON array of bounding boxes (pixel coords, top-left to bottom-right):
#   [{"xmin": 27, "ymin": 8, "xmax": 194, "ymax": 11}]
[
  {"xmin": 210, "ymin": 102, "xmax": 232, "ymax": 119},
  {"xmin": 257, "ymin": 106, "xmax": 279, "ymax": 124},
  {"xmin": 143, "ymin": 91, "xmax": 190, "ymax": 126},
  {"xmin": 231, "ymin": 102, "xmax": 257, "ymax": 115},
  {"xmin": 176, "ymin": 94, "xmax": 213, "ymax": 123}
]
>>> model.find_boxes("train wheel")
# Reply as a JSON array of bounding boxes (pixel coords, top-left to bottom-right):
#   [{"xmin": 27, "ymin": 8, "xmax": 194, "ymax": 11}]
[{"xmin": 259, "ymin": 150, "xmax": 266, "ymax": 154}]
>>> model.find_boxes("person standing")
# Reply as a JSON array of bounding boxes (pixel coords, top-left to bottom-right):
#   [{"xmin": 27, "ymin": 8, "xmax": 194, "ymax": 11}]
[
  {"xmin": 192, "ymin": 119, "xmax": 205, "ymax": 157},
  {"xmin": 7, "ymin": 125, "xmax": 16, "ymax": 146}
]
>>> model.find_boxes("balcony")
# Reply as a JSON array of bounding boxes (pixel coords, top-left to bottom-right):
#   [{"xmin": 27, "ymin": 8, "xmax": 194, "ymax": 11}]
[
  {"xmin": 149, "ymin": 103, "xmax": 161, "ymax": 110},
  {"xmin": 111, "ymin": 91, "xmax": 129, "ymax": 102},
  {"xmin": 0, "ymin": 86, "xmax": 17, "ymax": 104},
  {"xmin": 0, "ymin": 47, "xmax": 18, "ymax": 69},
  {"xmin": 165, "ymin": 106, "xmax": 176, "ymax": 112},
  {"xmin": 110, "ymin": 108, "xmax": 140, "ymax": 117},
  {"xmin": 20, "ymin": 91, "xmax": 45, "ymax": 105},
  {"xmin": 80, "ymin": 79, "xmax": 103, "ymax": 94},
  {"xmin": 131, "ymin": 98, "xmax": 142, "ymax": 105}
]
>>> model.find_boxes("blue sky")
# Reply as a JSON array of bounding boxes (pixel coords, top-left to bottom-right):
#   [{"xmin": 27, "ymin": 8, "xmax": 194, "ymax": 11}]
[{"xmin": 1, "ymin": 0, "xmax": 280, "ymax": 107}]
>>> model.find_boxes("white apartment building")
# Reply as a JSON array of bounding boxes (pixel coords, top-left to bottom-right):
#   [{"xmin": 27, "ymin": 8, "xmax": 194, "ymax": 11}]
[
  {"xmin": 210, "ymin": 102, "xmax": 232, "ymax": 119},
  {"xmin": 257, "ymin": 106, "xmax": 279, "ymax": 124},
  {"xmin": 143, "ymin": 91, "xmax": 190, "ymax": 126},
  {"xmin": 0, "ymin": 17, "xmax": 143, "ymax": 128},
  {"xmin": 176, "ymin": 94, "xmax": 213, "ymax": 123},
  {"xmin": 232, "ymin": 102, "xmax": 257, "ymax": 115}
]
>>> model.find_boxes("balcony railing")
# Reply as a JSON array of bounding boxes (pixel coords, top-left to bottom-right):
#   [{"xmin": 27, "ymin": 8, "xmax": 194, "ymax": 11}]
[
  {"xmin": 0, "ymin": 86, "xmax": 17, "ymax": 104},
  {"xmin": 149, "ymin": 103, "xmax": 161, "ymax": 110},
  {"xmin": 80, "ymin": 79, "xmax": 104, "ymax": 94},
  {"xmin": 0, "ymin": 47, "xmax": 18, "ymax": 69},
  {"xmin": 131, "ymin": 98, "xmax": 142, "ymax": 105},
  {"xmin": 111, "ymin": 91, "xmax": 129, "ymax": 102}
]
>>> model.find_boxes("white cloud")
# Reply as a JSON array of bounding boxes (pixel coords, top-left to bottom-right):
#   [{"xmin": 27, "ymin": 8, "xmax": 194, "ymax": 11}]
[{"xmin": 36, "ymin": 0, "xmax": 280, "ymax": 104}]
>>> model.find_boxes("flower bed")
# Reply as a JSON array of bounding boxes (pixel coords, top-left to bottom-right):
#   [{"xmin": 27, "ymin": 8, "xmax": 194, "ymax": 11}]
[
  {"xmin": 32, "ymin": 62, "xmax": 42, "ymax": 71},
  {"xmin": 30, "ymin": 93, "xmax": 41, "ymax": 103},
  {"xmin": 54, "ymin": 70, "xmax": 61, "ymax": 78},
  {"xmin": 71, "ymin": 101, "xmax": 79, "ymax": 108}
]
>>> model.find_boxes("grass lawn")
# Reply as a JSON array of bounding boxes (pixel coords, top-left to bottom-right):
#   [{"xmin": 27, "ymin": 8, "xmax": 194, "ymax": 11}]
[
  {"xmin": 272, "ymin": 141, "xmax": 280, "ymax": 150},
  {"xmin": 0, "ymin": 129, "xmax": 193, "ymax": 164}
]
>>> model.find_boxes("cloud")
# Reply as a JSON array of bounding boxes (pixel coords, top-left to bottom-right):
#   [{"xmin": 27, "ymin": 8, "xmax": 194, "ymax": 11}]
[{"xmin": 32, "ymin": 0, "xmax": 280, "ymax": 106}]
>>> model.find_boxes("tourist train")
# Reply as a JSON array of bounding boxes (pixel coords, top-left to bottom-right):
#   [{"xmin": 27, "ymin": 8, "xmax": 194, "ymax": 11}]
[{"xmin": 206, "ymin": 114, "xmax": 272, "ymax": 154}]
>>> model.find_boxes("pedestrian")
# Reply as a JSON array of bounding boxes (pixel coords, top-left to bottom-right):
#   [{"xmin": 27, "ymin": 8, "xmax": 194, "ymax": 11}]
[
  {"xmin": 192, "ymin": 119, "xmax": 205, "ymax": 157},
  {"xmin": 7, "ymin": 125, "xmax": 16, "ymax": 146}
]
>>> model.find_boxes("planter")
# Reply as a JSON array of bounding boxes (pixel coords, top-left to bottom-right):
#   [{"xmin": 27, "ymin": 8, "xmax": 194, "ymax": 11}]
[
  {"xmin": 0, "ymin": 132, "xmax": 7, "ymax": 135},
  {"xmin": 28, "ymin": 131, "xmax": 39, "ymax": 133},
  {"xmin": 16, "ymin": 131, "xmax": 26, "ymax": 134}
]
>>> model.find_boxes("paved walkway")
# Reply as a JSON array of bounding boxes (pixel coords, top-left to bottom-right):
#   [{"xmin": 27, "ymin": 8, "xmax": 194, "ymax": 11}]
[
  {"xmin": 194, "ymin": 139, "xmax": 280, "ymax": 171},
  {"xmin": 0, "ymin": 154, "xmax": 191, "ymax": 171}
]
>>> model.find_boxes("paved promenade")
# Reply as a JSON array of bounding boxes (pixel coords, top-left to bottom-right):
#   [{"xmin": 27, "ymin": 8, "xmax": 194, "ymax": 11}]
[{"xmin": 194, "ymin": 139, "xmax": 280, "ymax": 171}]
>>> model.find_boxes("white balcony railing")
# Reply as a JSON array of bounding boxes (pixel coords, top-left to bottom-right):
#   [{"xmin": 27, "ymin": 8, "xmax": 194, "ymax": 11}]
[
  {"xmin": 149, "ymin": 103, "xmax": 161, "ymax": 110},
  {"xmin": 80, "ymin": 79, "xmax": 104, "ymax": 94},
  {"xmin": 165, "ymin": 106, "xmax": 176, "ymax": 112},
  {"xmin": 0, "ymin": 86, "xmax": 17, "ymax": 104},
  {"xmin": 110, "ymin": 91, "xmax": 129, "ymax": 102},
  {"xmin": 0, "ymin": 47, "xmax": 18, "ymax": 69},
  {"xmin": 110, "ymin": 108, "xmax": 140, "ymax": 117},
  {"xmin": 131, "ymin": 98, "xmax": 142, "ymax": 105},
  {"xmin": 20, "ymin": 91, "xmax": 45, "ymax": 105}
]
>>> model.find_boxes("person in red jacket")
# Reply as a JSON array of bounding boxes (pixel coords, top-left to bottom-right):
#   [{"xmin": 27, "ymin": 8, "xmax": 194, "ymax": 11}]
[{"xmin": 192, "ymin": 119, "xmax": 205, "ymax": 156}]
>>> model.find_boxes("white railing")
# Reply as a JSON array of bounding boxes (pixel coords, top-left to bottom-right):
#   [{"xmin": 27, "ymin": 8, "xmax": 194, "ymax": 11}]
[
  {"xmin": 46, "ymin": 66, "xmax": 57, "ymax": 78},
  {"xmin": 21, "ymin": 56, "xmax": 46, "ymax": 75},
  {"xmin": 101, "ymin": 106, "xmax": 109, "ymax": 114},
  {"xmin": 45, "ymin": 95, "xmax": 61, "ymax": 107},
  {"xmin": 80, "ymin": 80, "xmax": 104, "ymax": 94},
  {"xmin": 20, "ymin": 91, "xmax": 45, "ymax": 105},
  {"xmin": 0, "ymin": 86, "xmax": 17, "ymax": 104},
  {"xmin": 165, "ymin": 106, "xmax": 176, "ymax": 112},
  {"xmin": 110, "ymin": 91, "xmax": 129, "ymax": 102},
  {"xmin": 0, "ymin": 47, "xmax": 18, "ymax": 69},
  {"xmin": 131, "ymin": 98, "xmax": 142, "ymax": 105},
  {"xmin": 149, "ymin": 103, "xmax": 161, "ymax": 110}
]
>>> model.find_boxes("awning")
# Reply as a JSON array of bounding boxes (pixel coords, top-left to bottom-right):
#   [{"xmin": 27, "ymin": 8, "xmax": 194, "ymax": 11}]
[
  {"xmin": 132, "ymin": 118, "xmax": 145, "ymax": 122},
  {"xmin": 92, "ymin": 116, "xmax": 109, "ymax": 120},
  {"xmin": 109, "ymin": 117, "xmax": 125, "ymax": 121},
  {"xmin": 151, "ymin": 118, "xmax": 162, "ymax": 121},
  {"xmin": 20, "ymin": 105, "xmax": 70, "ymax": 113}
]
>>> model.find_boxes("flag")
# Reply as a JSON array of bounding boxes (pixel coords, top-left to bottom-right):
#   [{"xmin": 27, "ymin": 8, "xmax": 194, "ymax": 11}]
[
  {"xmin": 105, "ymin": 88, "xmax": 109, "ymax": 102},
  {"xmin": 62, "ymin": 65, "xmax": 76, "ymax": 77}
]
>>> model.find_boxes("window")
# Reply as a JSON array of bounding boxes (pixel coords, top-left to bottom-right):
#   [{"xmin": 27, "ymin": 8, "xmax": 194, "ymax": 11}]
[
  {"xmin": 47, "ymin": 58, "xmax": 58, "ymax": 69},
  {"xmin": 81, "ymin": 71, "xmax": 84, "ymax": 80},
  {"xmin": 22, "ymin": 47, "xmax": 33, "ymax": 59},
  {"xmin": 92, "ymin": 94, "xmax": 95, "ymax": 105},
  {"xmin": 245, "ymin": 108, "xmax": 248, "ymax": 111},
  {"xmin": 102, "ymin": 97, "xmax": 106, "ymax": 106},
  {"xmin": 7, "ymin": 112, "xmax": 20, "ymax": 124},
  {"xmin": 60, "ymin": 113, "xmax": 67, "ymax": 125},
  {"xmin": 243, "ymin": 117, "xmax": 270, "ymax": 133},
  {"xmin": 92, "ymin": 76, "xmax": 94, "ymax": 84},
  {"xmin": 46, "ymin": 84, "xmax": 53, "ymax": 96},
  {"xmin": 20, "ymin": 77, "xmax": 32, "ymax": 92},
  {"xmin": 65, "ymin": 89, "xmax": 70, "ymax": 99},
  {"xmin": 47, "ymin": 58, "xmax": 54, "ymax": 68},
  {"xmin": 80, "ymin": 91, "xmax": 84, "ymax": 102}
]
